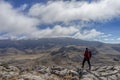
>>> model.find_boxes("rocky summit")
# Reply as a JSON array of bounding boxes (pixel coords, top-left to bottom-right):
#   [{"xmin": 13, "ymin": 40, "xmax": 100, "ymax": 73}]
[{"xmin": 0, "ymin": 63, "xmax": 120, "ymax": 80}]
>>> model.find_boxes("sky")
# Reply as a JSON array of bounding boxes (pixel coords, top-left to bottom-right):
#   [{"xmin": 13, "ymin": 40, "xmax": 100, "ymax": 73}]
[{"xmin": 0, "ymin": 0, "xmax": 120, "ymax": 43}]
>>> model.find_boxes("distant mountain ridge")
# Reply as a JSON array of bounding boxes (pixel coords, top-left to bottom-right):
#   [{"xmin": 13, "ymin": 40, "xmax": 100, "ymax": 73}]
[
  {"xmin": 0, "ymin": 38, "xmax": 120, "ymax": 56},
  {"xmin": 0, "ymin": 38, "xmax": 104, "ymax": 49}
]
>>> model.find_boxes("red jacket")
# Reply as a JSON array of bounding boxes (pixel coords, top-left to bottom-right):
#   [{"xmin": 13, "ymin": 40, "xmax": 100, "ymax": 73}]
[{"xmin": 84, "ymin": 50, "xmax": 91, "ymax": 59}]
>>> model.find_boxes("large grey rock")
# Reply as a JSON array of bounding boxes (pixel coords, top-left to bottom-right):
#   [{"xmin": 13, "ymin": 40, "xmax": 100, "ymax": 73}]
[
  {"xmin": 69, "ymin": 70, "xmax": 79, "ymax": 76},
  {"xmin": 71, "ymin": 76, "xmax": 79, "ymax": 80},
  {"xmin": 108, "ymin": 75, "xmax": 117, "ymax": 80},
  {"xmin": 20, "ymin": 73, "xmax": 45, "ymax": 80},
  {"xmin": 38, "ymin": 68, "xmax": 47, "ymax": 74},
  {"xmin": 106, "ymin": 66, "xmax": 114, "ymax": 70},
  {"xmin": 1, "ymin": 64, "xmax": 120, "ymax": 80},
  {"xmin": 51, "ymin": 66, "xmax": 64, "ymax": 71}
]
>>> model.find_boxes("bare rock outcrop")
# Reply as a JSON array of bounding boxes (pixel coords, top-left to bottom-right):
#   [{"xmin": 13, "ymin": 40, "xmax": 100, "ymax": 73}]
[{"xmin": 0, "ymin": 63, "xmax": 120, "ymax": 80}]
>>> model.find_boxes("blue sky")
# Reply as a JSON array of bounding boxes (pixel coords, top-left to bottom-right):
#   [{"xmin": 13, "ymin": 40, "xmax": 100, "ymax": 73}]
[{"xmin": 0, "ymin": 0, "xmax": 120, "ymax": 43}]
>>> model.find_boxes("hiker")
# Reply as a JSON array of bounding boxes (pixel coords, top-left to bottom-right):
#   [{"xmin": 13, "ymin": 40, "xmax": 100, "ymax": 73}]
[{"xmin": 82, "ymin": 48, "xmax": 92, "ymax": 70}]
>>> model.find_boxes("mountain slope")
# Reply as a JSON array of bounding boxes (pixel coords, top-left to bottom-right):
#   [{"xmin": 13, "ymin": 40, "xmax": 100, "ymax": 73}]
[{"xmin": 0, "ymin": 38, "xmax": 120, "ymax": 67}]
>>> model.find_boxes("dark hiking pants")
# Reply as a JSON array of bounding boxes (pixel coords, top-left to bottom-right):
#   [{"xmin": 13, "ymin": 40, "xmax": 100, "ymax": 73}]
[{"xmin": 82, "ymin": 58, "xmax": 91, "ymax": 70}]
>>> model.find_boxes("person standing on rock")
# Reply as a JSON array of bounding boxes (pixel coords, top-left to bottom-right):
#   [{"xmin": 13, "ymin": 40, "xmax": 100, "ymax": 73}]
[{"xmin": 82, "ymin": 48, "xmax": 91, "ymax": 70}]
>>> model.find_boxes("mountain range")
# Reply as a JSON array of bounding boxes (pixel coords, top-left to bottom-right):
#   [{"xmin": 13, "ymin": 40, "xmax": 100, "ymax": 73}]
[{"xmin": 0, "ymin": 38, "xmax": 120, "ymax": 67}]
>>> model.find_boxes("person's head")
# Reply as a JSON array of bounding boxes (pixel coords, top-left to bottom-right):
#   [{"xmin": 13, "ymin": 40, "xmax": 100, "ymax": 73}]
[{"xmin": 86, "ymin": 48, "xmax": 88, "ymax": 50}]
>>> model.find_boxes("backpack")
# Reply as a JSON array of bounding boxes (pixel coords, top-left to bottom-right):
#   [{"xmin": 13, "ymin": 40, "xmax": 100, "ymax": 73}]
[{"xmin": 84, "ymin": 50, "xmax": 92, "ymax": 59}]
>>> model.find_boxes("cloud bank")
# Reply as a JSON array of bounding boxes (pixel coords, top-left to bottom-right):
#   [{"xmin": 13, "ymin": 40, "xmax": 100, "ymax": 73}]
[
  {"xmin": 0, "ymin": 0, "xmax": 120, "ymax": 40},
  {"xmin": 29, "ymin": 0, "xmax": 120, "ymax": 23}
]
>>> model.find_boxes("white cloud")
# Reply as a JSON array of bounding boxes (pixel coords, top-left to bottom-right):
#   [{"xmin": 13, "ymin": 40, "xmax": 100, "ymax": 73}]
[
  {"xmin": 17, "ymin": 4, "xmax": 28, "ymax": 11},
  {"xmin": 73, "ymin": 29, "xmax": 103, "ymax": 39},
  {"xmin": 0, "ymin": 1, "xmax": 106, "ymax": 40},
  {"xmin": 0, "ymin": 1, "xmax": 40, "ymax": 39},
  {"xmin": 32, "ymin": 25, "xmax": 79, "ymax": 38},
  {"xmin": 117, "ymin": 38, "xmax": 120, "ymax": 40},
  {"xmin": 101, "ymin": 34, "xmax": 112, "ymax": 38},
  {"xmin": 29, "ymin": 0, "xmax": 120, "ymax": 23},
  {"xmin": 110, "ymin": 39, "xmax": 114, "ymax": 41},
  {"xmin": 30, "ymin": 25, "xmax": 103, "ymax": 39},
  {"xmin": 104, "ymin": 38, "xmax": 109, "ymax": 41}
]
